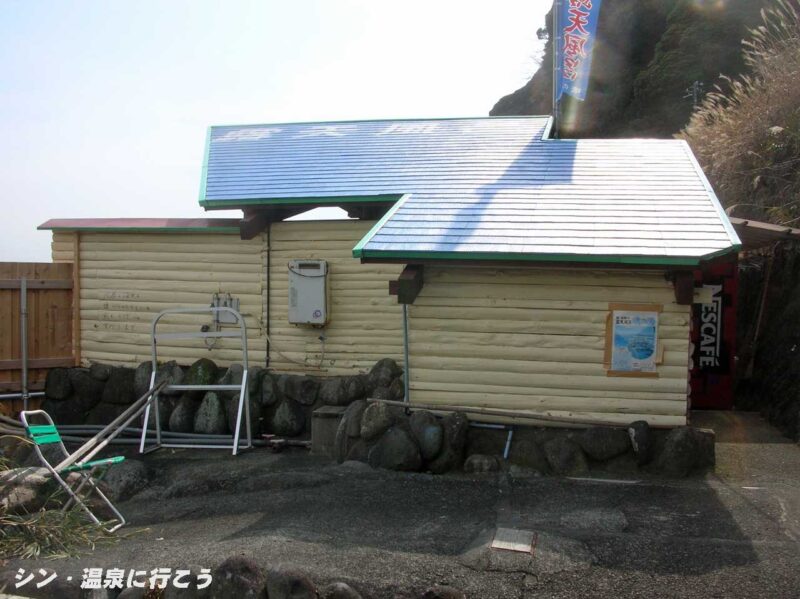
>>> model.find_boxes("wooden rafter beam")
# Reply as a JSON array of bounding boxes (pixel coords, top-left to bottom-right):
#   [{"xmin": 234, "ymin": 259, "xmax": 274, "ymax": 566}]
[
  {"xmin": 671, "ymin": 271, "xmax": 695, "ymax": 305},
  {"xmin": 345, "ymin": 204, "xmax": 391, "ymax": 220},
  {"xmin": 389, "ymin": 264, "xmax": 424, "ymax": 304},
  {"xmin": 239, "ymin": 211, "xmax": 270, "ymax": 240},
  {"xmin": 239, "ymin": 207, "xmax": 312, "ymax": 240}
]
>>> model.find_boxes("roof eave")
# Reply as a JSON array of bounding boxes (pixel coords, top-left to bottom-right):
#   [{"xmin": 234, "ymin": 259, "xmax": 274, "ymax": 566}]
[
  {"xmin": 200, "ymin": 193, "xmax": 404, "ymax": 210},
  {"xmin": 353, "ymin": 245, "xmax": 742, "ymax": 268}
]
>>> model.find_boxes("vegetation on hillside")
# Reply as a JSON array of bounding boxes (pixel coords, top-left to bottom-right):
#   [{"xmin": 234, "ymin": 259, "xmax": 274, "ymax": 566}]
[
  {"xmin": 681, "ymin": 0, "xmax": 800, "ymax": 225},
  {"xmin": 492, "ymin": 0, "xmax": 769, "ymax": 138}
]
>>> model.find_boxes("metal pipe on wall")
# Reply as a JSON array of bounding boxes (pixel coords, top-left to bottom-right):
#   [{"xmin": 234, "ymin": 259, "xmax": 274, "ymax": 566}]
[
  {"xmin": 402, "ymin": 303, "xmax": 410, "ymax": 404},
  {"xmin": 0, "ymin": 391, "xmax": 45, "ymax": 401},
  {"xmin": 265, "ymin": 221, "xmax": 271, "ymax": 369}
]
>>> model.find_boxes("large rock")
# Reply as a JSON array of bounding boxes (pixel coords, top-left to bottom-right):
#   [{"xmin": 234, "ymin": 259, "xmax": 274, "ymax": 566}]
[
  {"xmin": 261, "ymin": 373, "xmax": 280, "ymax": 407},
  {"xmin": 542, "ymin": 438, "xmax": 589, "ymax": 476},
  {"xmin": 280, "ymin": 375, "xmax": 319, "ymax": 406},
  {"xmin": 319, "ymin": 376, "xmax": 366, "ymax": 406},
  {"xmin": 368, "ymin": 426, "xmax": 422, "ymax": 471},
  {"xmin": 226, "ymin": 393, "xmax": 264, "ymax": 437},
  {"xmin": 370, "ymin": 386, "xmax": 392, "ymax": 401},
  {"xmin": 464, "ymin": 454, "xmax": 501, "ymax": 474},
  {"xmin": 366, "ymin": 358, "xmax": 402, "ymax": 391},
  {"xmin": 508, "ymin": 432, "xmax": 551, "ymax": 474},
  {"xmin": 360, "ymin": 402, "xmax": 400, "ymax": 441},
  {"xmin": 271, "ymin": 399, "xmax": 306, "ymax": 437},
  {"xmin": 134, "ymin": 361, "xmax": 154, "ymax": 397},
  {"xmin": 170, "ymin": 395, "xmax": 201, "ymax": 433},
  {"xmin": 388, "ymin": 377, "xmax": 405, "ymax": 401},
  {"xmin": 68, "ymin": 368, "xmax": 105, "ymax": 411},
  {"xmin": 655, "ymin": 426, "xmax": 715, "ymax": 477},
  {"xmin": 219, "ymin": 363, "xmax": 264, "ymax": 402},
  {"xmin": 155, "ymin": 360, "xmax": 186, "ymax": 397},
  {"xmin": 319, "ymin": 377, "xmax": 347, "ymax": 406},
  {"xmin": 102, "ymin": 367, "xmax": 137, "ymax": 405},
  {"xmin": 210, "ymin": 556, "xmax": 266, "ymax": 598},
  {"xmin": 265, "ymin": 567, "xmax": 317, "ymax": 599},
  {"xmin": 627, "ymin": 420, "xmax": 655, "ymax": 465},
  {"xmin": 345, "ymin": 376, "xmax": 366, "ymax": 403},
  {"xmin": 409, "ymin": 410, "xmax": 443, "ymax": 461},
  {"xmin": 145, "ymin": 396, "xmax": 177, "ymax": 430},
  {"xmin": 88, "ymin": 362, "xmax": 113, "ymax": 382},
  {"xmin": 42, "ymin": 397, "xmax": 87, "ymax": 425},
  {"xmin": 0, "ymin": 467, "xmax": 57, "ymax": 514},
  {"xmin": 427, "ymin": 413, "xmax": 469, "ymax": 474},
  {"xmin": 86, "ymin": 401, "xmax": 129, "ymax": 425},
  {"xmin": 184, "ymin": 358, "xmax": 218, "ymax": 398},
  {"xmin": 334, "ymin": 400, "xmax": 368, "ymax": 463},
  {"xmin": 577, "ymin": 427, "xmax": 631, "ymax": 462},
  {"xmin": 44, "ymin": 367, "xmax": 72, "ymax": 400},
  {"xmin": 103, "ymin": 459, "xmax": 149, "ymax": 502},
  {"xmin": 194, "ymin": 392, "xmax": 229, "ymax": 435},
  {"xmin": 344, "ymin": 439, "xmax": 369, "ymax": 462}
]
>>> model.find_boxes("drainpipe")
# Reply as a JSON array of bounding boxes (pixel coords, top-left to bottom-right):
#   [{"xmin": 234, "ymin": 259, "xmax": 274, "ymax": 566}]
[
  {"xmin": 266, "ymin": 222, "xmax": 271, "ymax": 369},
  {"xmin": 402, "ymin": 303, "xmax": 410, "ymax": 404}
]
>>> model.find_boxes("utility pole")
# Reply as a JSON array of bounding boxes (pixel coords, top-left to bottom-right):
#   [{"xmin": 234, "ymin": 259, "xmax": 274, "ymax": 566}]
[{"xmin": 684, "ymin": 80, "xmax": 705, "ymax": 108}]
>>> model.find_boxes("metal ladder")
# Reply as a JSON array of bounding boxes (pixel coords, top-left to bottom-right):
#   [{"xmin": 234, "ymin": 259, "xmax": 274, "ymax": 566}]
[{"xmin": 139, "ymin": 306, "xmax": 253, "ymax": 456}]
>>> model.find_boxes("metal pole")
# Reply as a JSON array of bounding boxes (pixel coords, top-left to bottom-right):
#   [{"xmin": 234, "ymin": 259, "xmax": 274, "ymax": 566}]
[
  {"xmin": 20, "ymin": 277, "xmax": 29, "ymax": 411},
  {"xmin": 402, "ymin": 303, "xmax": 410, "ymax": 404},
  {"xmin": 0, "ymin": 391, "xmax": 44, "ymax": 401},
  {"xmin": 552, "ymin": 0, "xmax": 560, "ymax": 139}
]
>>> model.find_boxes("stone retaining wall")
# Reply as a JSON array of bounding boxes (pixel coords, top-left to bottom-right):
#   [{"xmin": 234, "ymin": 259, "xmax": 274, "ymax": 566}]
[
  {"xmin": 39, "ymin": 357, "xmax": 714, "ymax": 478},
  {"xmin": 40, "ymin": 358, "xmax": 405, "ymax": 440}
]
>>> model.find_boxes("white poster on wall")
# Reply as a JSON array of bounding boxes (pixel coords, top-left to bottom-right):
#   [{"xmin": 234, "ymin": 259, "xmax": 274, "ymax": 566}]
[{"xmin": 610, "ymin": 310, "xmax": 659, "ymax": 373}]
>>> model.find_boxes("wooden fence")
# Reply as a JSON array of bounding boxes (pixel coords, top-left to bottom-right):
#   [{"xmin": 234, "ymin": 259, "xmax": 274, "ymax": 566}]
[{"xmin": 0, "ymin": 262, "xmax": 74, "ymax": 414}]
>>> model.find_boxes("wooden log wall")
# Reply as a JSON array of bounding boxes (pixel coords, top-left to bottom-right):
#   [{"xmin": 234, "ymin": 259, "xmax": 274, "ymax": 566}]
[
  {"xmin": 267, "ymin": 220, "xmax": 404, "ymax": 373},
  {"xmin": 51, "ymin": 232, "xmax": 76, "ymax": 263},
  {"xmin": 77, "ymin": 232, "xmax": 266, "ymax": 366},
  {"xmin": 407, "ymin": 266, "xmax": 691, "ymax": 427},
  {"xmin": 55, "ymin": 221, "xmax": 403, "ymax": 374}
]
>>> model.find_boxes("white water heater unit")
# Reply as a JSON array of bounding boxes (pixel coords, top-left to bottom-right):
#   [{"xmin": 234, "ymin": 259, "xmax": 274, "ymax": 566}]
[{"xmin": 287, "ymin": 259, "xmax": 328, "ymax": 325}]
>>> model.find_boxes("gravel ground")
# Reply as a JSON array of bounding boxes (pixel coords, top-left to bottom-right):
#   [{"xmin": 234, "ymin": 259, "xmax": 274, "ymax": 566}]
[{"xmin": 2, "ymin": 411, "xmax": 799, "ymax": 598}]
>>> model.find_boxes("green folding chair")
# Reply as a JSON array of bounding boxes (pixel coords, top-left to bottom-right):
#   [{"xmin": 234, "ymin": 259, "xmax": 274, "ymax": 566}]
[{"xmin": 20, "ymin": 410, "xmax": 126, "ymax": 533}]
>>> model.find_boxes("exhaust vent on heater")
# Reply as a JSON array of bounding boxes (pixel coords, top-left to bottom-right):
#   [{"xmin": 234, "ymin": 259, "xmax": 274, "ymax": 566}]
[{"xmin": 287, "ymin": 259, "xmax": 328, "ymax": 325}]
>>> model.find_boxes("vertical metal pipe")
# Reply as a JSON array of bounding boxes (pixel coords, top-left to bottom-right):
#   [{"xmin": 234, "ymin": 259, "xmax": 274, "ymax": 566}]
[
  {"xmin": 402, "ymin": 303, "xmax": 410, "ymax": 404},
  {"xmin": 503, "ymin": 429, "xmax": 515, "ymax": 460},
  {"xmin": 552, "ymin": 0, "xmax": 560, "ymax": 139},
  {"xmin": 265, "ymin": 222, "xmax": 271, "ymax": 368},
  {"xmin": 20, "ymin": 277, "xmax": 29, "ymax": 411}
]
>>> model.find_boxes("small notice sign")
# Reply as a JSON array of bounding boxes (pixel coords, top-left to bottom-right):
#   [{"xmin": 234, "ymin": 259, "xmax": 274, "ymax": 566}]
[
  {"xmin": 609, "ymin": 309, "xmax": 659, "ymax": 374},
  {"xmin": 491, "ymin": 528, "xmax": 535, "ymax": 553}
]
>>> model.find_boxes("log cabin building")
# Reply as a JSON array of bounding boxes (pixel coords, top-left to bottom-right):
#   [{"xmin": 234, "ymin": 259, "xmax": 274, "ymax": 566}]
[{"xmin": 40, "ymin": 116, "xmax": 745, "ymax": 427}]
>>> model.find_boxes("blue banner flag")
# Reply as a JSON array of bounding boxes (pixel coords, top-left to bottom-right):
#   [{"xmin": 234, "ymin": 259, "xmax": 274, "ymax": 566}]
[{"xmin": 555, "ymin": 0, "xmax": 603, "ymax": 101}]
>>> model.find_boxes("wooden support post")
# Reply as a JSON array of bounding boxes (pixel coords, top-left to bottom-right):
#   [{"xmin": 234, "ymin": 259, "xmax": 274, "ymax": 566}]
[
  {"xmin": 239, "ymin": 211, "xmax": 269, "ymax": 240},
  {"xmin": 72, "ymin": 233, "xmax": 81, "ymax": 366},
  {"xmin": 672, "ymin": 271, "xmax": 694, "ymax": 305},
  {"xmin": 240, "ymin": 207, "xmax": 318, "ymax": 239},
  {"xmin": 389, "ymin": 265, "xmax": 424, "ymax": 304}
]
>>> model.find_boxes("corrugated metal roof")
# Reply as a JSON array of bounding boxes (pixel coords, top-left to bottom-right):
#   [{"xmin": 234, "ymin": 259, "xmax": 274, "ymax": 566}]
[{"xmin": 202, "ymin": 116, "xmax": 740, "ymax": 265}]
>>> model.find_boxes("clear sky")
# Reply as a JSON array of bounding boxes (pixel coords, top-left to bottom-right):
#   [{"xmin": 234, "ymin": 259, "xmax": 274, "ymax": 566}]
[{"xmin": 0, "ymin": 0, "xmax": 549, "ymax": 261}]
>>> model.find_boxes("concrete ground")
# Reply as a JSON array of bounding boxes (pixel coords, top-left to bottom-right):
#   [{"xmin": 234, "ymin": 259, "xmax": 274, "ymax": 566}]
[{"xmin": 4, "ymin": 411, "xmax": 800, "ymax": 598}]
